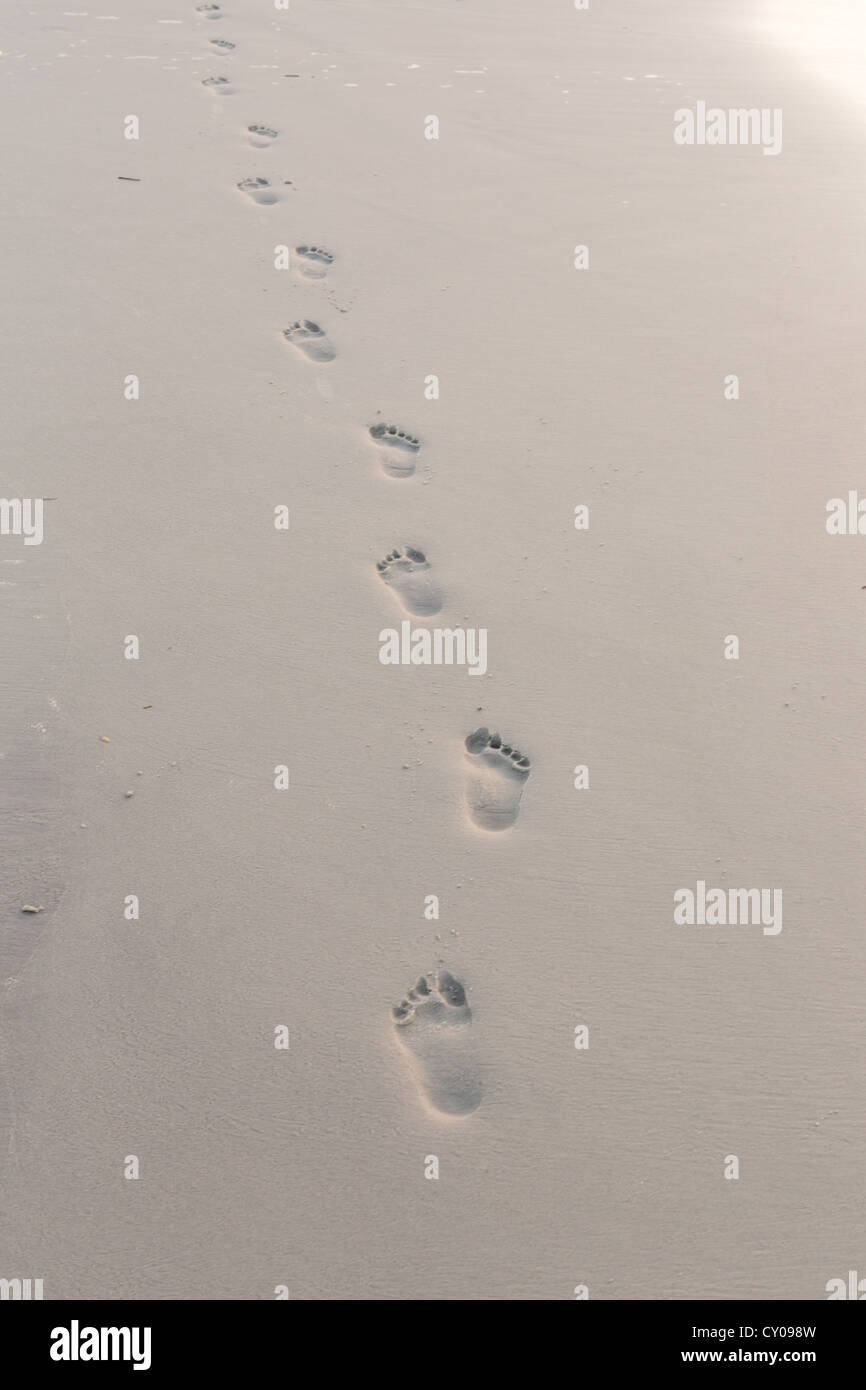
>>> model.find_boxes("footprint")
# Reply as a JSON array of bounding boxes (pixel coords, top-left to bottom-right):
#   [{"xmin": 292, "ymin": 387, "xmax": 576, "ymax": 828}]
[
  {"xmin": 248, "ymin": 124, "xmax": 278, "ymax": 147},
  {"xmin": 294, "ymin": 245, "xmax": 334, "ymax": 279},
  {"xmin": 202, "ymin": 75, "xmax": 235, "ymax": 94},
  {"xmin": 283, "ymin": 321, "xmax": 336, "ymax": 363},
  {"xmin": 196, "ymin": 3, "xmax": 223, "ymax": 17},
  {"xmin": 209, "ymin": 37, "xmax": 236, "ymax": 51},
  {"xmin": 377, "ymin": 548, "xmax": 442, "ymax": 616},
  {"xmin": 392, "ymin": 971, "xmax": 482, "ymax": 1117},
  {"xmin": 464, "ymin": 727, "xmax": 530, "ymax": 831},
  {"xmin": 237, "ymin": 177, "xmax": 278, "ymax": 205},
  {"xmin": 368, "ymin": 424, "xmax": 420, "ymax": 478}
]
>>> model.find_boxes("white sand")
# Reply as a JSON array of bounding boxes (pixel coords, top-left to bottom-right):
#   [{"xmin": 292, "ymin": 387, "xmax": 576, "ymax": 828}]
[{"xmin": 1, "ymin": 0, "xmax": 864, "ymax": 1299}]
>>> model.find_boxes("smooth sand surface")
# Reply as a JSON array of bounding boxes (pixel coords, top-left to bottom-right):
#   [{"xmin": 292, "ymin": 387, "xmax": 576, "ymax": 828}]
[{"xmin": 1, "ymin": 0, "xmax": 865, "ymax": 1298}]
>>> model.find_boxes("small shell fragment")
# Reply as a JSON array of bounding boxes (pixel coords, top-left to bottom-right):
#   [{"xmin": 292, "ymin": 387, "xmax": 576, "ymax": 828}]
[
  {"xmin": 125, "ymin": 790, "xmax": 134, "ymax": 798},
  {"xmin": 100, "ymin": 735, "xmax": 111, "ymax": 742},
  {"xmin": 21, "ymin": 905, "xmax": 44, "ymax": 914}
]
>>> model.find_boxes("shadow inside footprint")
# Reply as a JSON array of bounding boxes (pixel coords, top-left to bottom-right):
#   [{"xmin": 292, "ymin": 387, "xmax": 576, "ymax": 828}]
[
  {"xmin": 368, "ymin": 424, "xmax": 420, "ymax": 478},
  {"xmin": 283, "ymin": 321, "xmax": 336, "ymax": 362},
  {"xmin": 196, "ymin": 2, "xmax": 223, "ymax": 17},
  {"xmin": 464, "ymin": 727, "xmax": 530, "ymax": 831},
  {"xmin": 294, "ymin": 245, "xmax": 334, "ymax": 278},
  {"xmin": 237, "ymin": 177, "xmax": 278, "ymax": 205},
  {"xmin": 377, "ymin": 548, "xmax": 442, "ymax": 616},
  {"xmin": 392, "ymin": 971, "xmax": 482, "ymax": 1117}
]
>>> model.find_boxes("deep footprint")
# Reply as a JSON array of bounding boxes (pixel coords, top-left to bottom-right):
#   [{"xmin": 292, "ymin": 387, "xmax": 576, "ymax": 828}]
[
  {"xmin": 283, "ymin": 321, "xmax": 336, "ymax": 362},
  {"xmin": 368, "ymin": 424, "xmax": 420, "ymax": 478},
  {"xmin": 202, "ymin": 75, "xmax": 234, "ymax": 94},
  {"xmin": 196, "ymin": 3, "xmax": 223, "ymax": 18},
  {"xmin": 392, "ymin": 971, "xmax": 482, "ymax": 1117},
  {"xmin": 237, "ymin": 177, "xmax": 278, "ymax": 205},
  {"xmin": 464, "ymin": 727, "xmax": 530, "ymax": 831},
  {"xmin": 377, "ymin": 548, "xmax": 442, "ymax": 616},
  {"xmin": 248, "ymin": 124, "xmax": 278, "ymax": 147},
  {"xmin": 295, "ymin": 245, "xmax": 334, "ymax": 278}
]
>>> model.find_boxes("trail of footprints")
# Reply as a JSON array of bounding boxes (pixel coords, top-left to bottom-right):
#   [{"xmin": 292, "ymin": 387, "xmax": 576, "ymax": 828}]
[{"xmin": 193, "ymin": 2, "xmax": 531, "ymax": 1122}]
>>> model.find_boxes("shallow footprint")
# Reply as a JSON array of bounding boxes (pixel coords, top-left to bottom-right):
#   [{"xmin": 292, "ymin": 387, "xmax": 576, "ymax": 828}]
[
  {"xmin": 248, "ymin": 124, "xmax": 278, "ymax": 147},
  {"xmin": 196, "ymin": 2, "xmax": 223, "ymax": 17},
  {"xmin": 377, "ymin": 548, "xmax": 442, "ymax": 616},
  {"xmin": 368, "ymin": 424, "xmax": 420, "ymax": 478},
  {"xmin": 294, "ymin": 245, "xmax": 334, "ymax": 279},
  {"xmin": 237, "ymin": 177, "xmax": 278, "ymax": 205},
  {"xmin": 202, "ymin": 75, "xmax": 235, "ymax": 95},
  {"xmin": 209, "ymin": 37, "xmax": 236, "ymax": 51},
  {"xmin": 283, "ymin": 320, "xmax": 336, "ymax": 363},
  {"xmin": 464, "ymin": 727, "xmax": 530, "ymax": 831},
  {"xmin": 392, "ymin": 971, "xmax": 482, "ymax": 1117}
]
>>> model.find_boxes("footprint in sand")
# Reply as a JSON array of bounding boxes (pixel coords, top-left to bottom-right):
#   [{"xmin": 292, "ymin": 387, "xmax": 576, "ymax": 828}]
[
  {"xmin": 283, "ymin": 321, "xmax": 336, "ymax": 363},
  {"xmin": 196, "ymin": 3, "xmax": 223, "ymax": 18},
  {"xmin": 377, "ymin": 548, "xmax": 442, "ymax": 616},
  {"xmin": 294, "ymin": 246, "xmax": 334, "ymax": 279},
  {"xmin": 464, "ymin": 727, "xmax": 530, "ymax": 831},
  {"xmin": 392, "ymin": 971, "xmax": 482, "ymax": 1117},
  {"xmin": 202, "ymin": 75, "xmax": 235, "ymax": 95},
  {"xmin": 247, "ymin": 124, "xmax": 278, "ymax": 147},
  {"xmin": 237, "ymin": 177, "xmax": 279, "ymax": 205},
  {"xmin": 209, "ymin": 37, "xmax": 236, "ymax": 52},
  {"xmin": 368, "ymin": 424, "xmax": 420, "ymax": 478}
]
